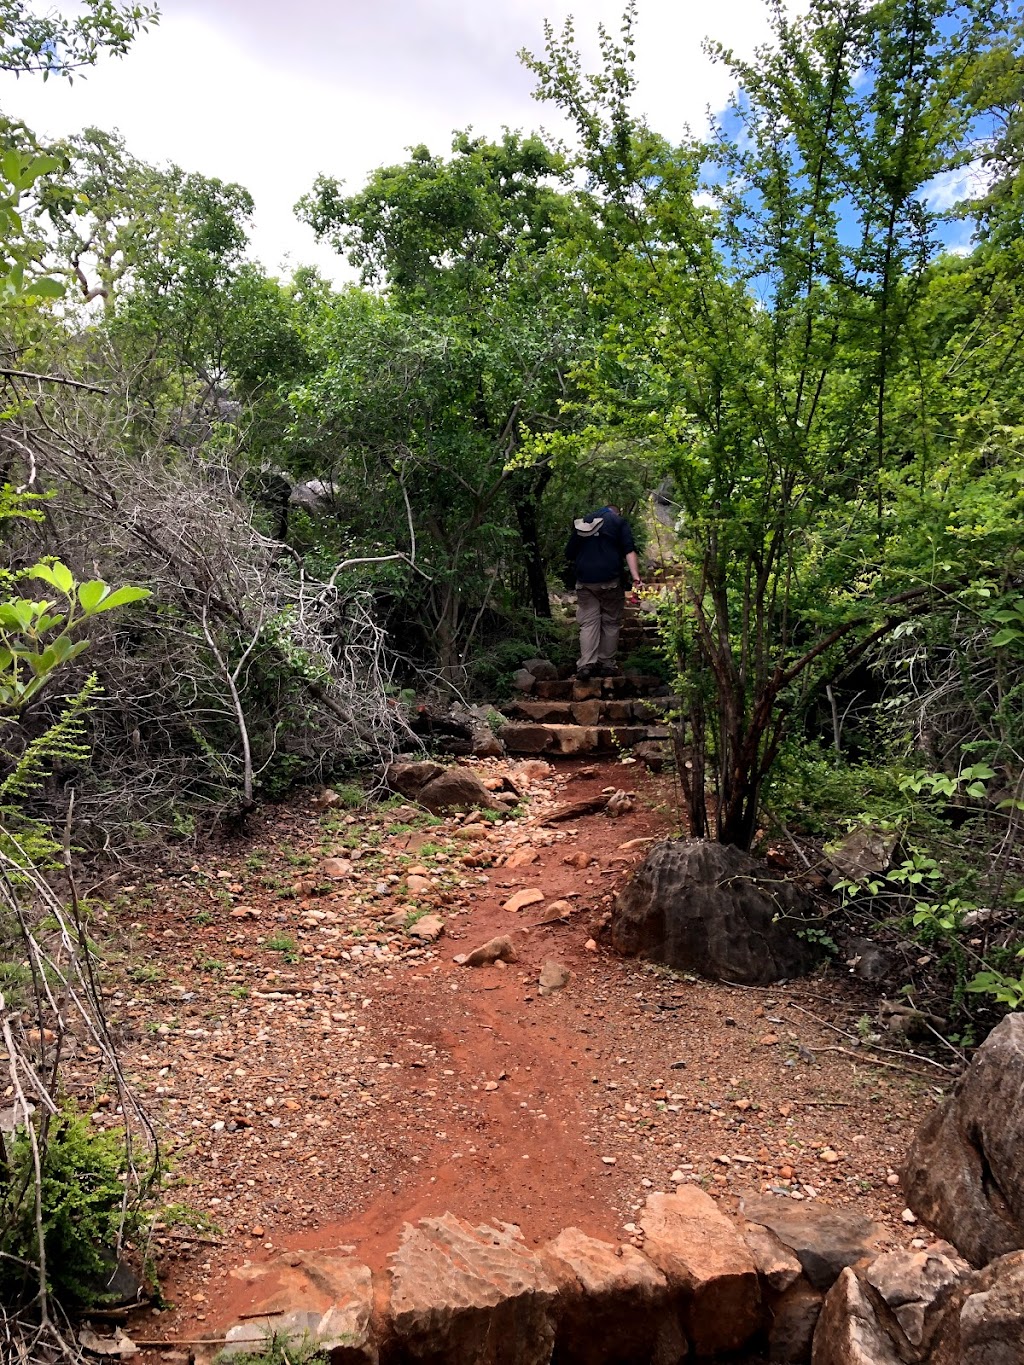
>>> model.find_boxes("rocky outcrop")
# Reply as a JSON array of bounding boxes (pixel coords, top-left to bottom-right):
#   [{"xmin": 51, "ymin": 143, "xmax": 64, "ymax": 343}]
[
  {"xmin": 902, "ymin": 1013, "xmax": 1024, "ymax": 1266},
  {"xmin": 639, "ymin": 1188, "xmax": 761, "ymax": 1355},
  {"xmin": 810, "ymin": 1246, "xmax": 1024, "ymax": 1365},
  {"xmin": 612, "ymin": 839, "xmax": 821, "ymax": 984},
  {"xmin": 213, "ymin": 1205, "xmax": 1015, "ymax": 1365},
  {"xmin": 387, "ymin": 1214, "xmax": 558, "ymax": 1364}
]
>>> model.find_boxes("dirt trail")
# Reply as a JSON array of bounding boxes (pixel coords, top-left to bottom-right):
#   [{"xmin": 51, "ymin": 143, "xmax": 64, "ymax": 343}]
[{"xmin": 106, "ymin": 759, "xmax": 936, "ymax": 1350}]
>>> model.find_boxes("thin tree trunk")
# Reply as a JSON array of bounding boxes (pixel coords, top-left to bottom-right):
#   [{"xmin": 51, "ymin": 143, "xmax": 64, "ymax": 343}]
[{"xmin": 512, "ymin": 467, "xmax": 552, "ymax": 618}]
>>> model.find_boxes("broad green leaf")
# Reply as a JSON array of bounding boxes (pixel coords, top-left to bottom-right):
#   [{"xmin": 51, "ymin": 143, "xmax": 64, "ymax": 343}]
[
  {"xmin": 91, "ymin": 585, "xmax": 151, "ymax": 612},
  {"xmin": 26, "ymin": 276, "xmax": 66, "ymax": 299},
  {"xmin": 77, "ymin": 580, "xmax": 109, "ymax": 612}
]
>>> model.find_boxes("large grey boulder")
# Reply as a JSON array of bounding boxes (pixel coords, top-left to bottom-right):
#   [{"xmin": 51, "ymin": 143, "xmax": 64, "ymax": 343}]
[
  {"xmin": 902, "ymin": 1013, "xmax": 1024, "ymax": 1266},
  {"xmin": 931, "ymin": 1250, "xmax": 1024, "ymax": 1365},
  {"xmin": 612, "ymin": 839, "xmax": 821, "ymax": 984}
]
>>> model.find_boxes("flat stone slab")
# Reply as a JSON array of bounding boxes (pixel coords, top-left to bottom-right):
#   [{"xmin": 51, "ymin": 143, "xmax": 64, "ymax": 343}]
[
  {"xmin": 388, "ymin": 1213, "xmax": 558, "ymax": 1364},
  {"xmin": 741, "ymin": 1196, "xmax": 883, "ymax": 1290},
  {"xmin": 499, "ymin": 723, "xmax": 663, "ymax": 756},
  {"xmin": 506, "ymin": 701, "xmax": 575, "ymax": 723}
]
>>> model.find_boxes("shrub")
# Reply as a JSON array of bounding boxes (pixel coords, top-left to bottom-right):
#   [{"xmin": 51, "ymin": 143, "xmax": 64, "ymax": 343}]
[{"xmin": 0, "ymin": 1109, "xmax": 147, "ymax": 1309}]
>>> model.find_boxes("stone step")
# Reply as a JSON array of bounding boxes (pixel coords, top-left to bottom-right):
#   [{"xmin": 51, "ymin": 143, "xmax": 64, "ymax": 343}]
[
  {"xmin": 500, "ymin": 722, "xmax": 671, "ymax": 756},
  {"xmin": 533, "ymin": 675, "xmax": 671, "ymax": 702},
  {"xmin": 505, "ymin": 698, "xmax": 679, "ymax": 726}
]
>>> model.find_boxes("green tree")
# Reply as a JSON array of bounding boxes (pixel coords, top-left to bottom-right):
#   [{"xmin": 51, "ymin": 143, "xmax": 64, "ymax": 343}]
[
  {"xmin": 0, "ymin": 1, "xmax": 157, "ymax": 79},
  {"xmin": 525, "ymin": 0, "xmax": 1011, "ymax": 847},
  {"xmin": 296, "ymin": 132, "xmax": 594, "ymax": 665}
]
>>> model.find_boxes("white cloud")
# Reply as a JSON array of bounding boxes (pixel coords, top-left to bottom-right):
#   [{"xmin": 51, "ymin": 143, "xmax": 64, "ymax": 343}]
[{"xmin": 0, "ymin": 0, "xmax": 778, "ymax": 283}]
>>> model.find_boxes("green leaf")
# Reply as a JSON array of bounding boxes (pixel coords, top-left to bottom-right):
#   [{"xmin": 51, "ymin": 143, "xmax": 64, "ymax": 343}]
[
  {"xmin": 77, "ymin": 580, "xmax": 109, "ymax": 612},
  {"xmin": 26, "ymin": 276, "xmax": 66, "ymax": 299},
  {"xmin": 91, "ymin": 585, "xmax": 150, "ymax": 612},
  {"xmin": 27, "ymin": 561, "xmax": 74, "ymax": 595},
  {"xmin": 991, "ymin": 628, "xmax": 1023, "ymax": 647}
]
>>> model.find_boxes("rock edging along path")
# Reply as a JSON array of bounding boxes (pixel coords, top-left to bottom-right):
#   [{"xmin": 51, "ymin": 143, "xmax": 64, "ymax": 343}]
[{"xmin": 203, "ymin": 1187, "xmax": 885, "ymax": 1364}]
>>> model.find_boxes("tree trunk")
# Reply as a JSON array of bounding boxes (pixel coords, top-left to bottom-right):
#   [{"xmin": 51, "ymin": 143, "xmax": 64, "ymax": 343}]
[{"xmin": 512, "ymin": 467, "xmax": 552, "ymax": 618}]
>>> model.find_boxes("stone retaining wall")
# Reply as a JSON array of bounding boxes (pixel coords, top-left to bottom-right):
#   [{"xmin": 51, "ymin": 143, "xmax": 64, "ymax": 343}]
[{"xmin": 214, "ymin": 1187, "xmax": 885, "ymax": 1364}]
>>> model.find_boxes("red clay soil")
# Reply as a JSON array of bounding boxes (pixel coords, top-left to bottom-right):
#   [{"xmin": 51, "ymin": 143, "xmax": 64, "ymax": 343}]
[{"xmin": 88, "ymin": 758, "xmax": 943, "ymax": 1355}]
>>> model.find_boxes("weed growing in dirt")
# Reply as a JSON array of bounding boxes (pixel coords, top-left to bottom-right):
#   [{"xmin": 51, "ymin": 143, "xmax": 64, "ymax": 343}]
[
  {"xmin": 216, "ymin": 1336, "xmax": 328, "ymax": 1365},
  {"xmin": 265, "ymin": 933, "xmax": 299, "ymax": 962},
  {"xmin": 193, "ymin": 909, "xmax": 214, "ymax": 926},
  {"xmin": 127, "ymin": 963, "xmax": 164, "ymax": 984}
]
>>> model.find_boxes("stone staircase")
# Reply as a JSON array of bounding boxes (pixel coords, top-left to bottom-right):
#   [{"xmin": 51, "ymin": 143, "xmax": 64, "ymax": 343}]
[
  {"xmin": 499, "ymin": 676, "xmax": 677, "ymax": 756},
  {"xmin": 497, "ymin": 593, "xmax": 679, "ymax": 758}
]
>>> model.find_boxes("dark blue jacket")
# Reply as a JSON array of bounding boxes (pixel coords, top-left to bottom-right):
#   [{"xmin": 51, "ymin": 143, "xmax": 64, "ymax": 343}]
[{"xmin": 565, "ymin": 507, "xmax": 636, "ymax": 585}]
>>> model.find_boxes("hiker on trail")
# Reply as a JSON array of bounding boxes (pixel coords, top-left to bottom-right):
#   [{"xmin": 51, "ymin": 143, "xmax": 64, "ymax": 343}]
[{"xmin": 565, "ymin": 504, "xmax": 642, "ymax": 680}]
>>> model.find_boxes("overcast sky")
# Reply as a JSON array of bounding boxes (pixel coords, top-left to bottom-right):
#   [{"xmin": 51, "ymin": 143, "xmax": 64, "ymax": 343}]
[{"xmin": 0, "ymin": 1, "xmax": 777, "ymax": 282}]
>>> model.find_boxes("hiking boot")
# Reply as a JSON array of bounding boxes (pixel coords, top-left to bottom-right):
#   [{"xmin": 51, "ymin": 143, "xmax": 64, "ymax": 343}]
[
  {"xmin": 597, "ymin": 662, "xmax": 623, "ymax": 678},
  {"xmin": 576, "ymin": 665, "xmax": 595, "ymax": 681}
]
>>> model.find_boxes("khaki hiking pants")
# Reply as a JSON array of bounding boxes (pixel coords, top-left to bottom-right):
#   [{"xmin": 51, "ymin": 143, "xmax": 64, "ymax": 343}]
[{"xmin": 576, "ymin": 579, "xmax": 625, "ymax": 668}]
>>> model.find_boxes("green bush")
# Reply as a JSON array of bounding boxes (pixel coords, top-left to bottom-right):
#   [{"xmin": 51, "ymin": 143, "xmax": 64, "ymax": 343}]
[{"xmin": 0, "ymin": 1109, "xmax": 147, "ymax": 1309}]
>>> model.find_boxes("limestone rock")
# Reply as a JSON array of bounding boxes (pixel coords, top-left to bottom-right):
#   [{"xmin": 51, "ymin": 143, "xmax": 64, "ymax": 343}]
[
  {"xmin": 408, "ymin": 914, "xmax": 444, "ymax": 942},
  {"xmin": 742, "ymin": 1220, "xmax": 804, "ymax": 1292},
  {"xmin": 501, "ymin": 723, "xmax": 555, "ymax": 754},
  {"xmin": 639, "ymin": 1188, "xmax": 761, "ymax": 1354},
  {"xmin": 221, "ymin": 1252, "xmax": 376, "ymax": 1364},
  {"xmin": 386, "ymin": 761, "xmax": 445, "ymax": 799},
  {"xmin": 505, "ymin": 847, "xmax": 540, "ymax": 869},
  {"xmin": 825, "ymin": 826, "xmax": 898, "ymax": 882},
  {"xmin": 462, "ymin": 936, "xmax": 518, "ymax": 968},
  {"xmin": 741, "ymin": 1198, "xmax": 883, "ymax": 1291},
  {"xmin": 542, "ymin": 1227, "xmax": 685, "ymax": 1365},
  {"xmin": 538, "ymin": 960, "xmax": 570, "ymax": 996},
  {"xmin": 865, "ymin": 1248, "xmax": 970, "ymax": 1351},
  {"xmin": 811, "ymin": 1267, "xmax": 903, "ymax": 1365},
  {"xmin": 902, "ymin": 1013, "xmax": 1024, "ymax": 1266},
  {"xmin": 504, "ymin": 887, "xmax": 545, "ymax": 913},
  {"xmin": 472, "ymin": 732, "xmax": 505, "ymax": 759},
  {"xmin": 417, "ymin": 768, "xmax": 500, "ymax": 814},
  {"xmin": 388, "ymin": 1213, "xmax": 557, "ymax": 1364},
  {"xmin": 931, "ymin": 1250, "xmax": 1024, "ymax": 1365},
  {"xmin": 633, "ymin": 739, "xmax": 670, "ymax": 772},
  {"xmin": 612, "ymin": 839, "xmax": 820, "ymax": 985},
  {"xmin": 769, "ymin": 1279, "xmax": 824, "ymax": 1363},
  {"xmin": 323, "ymin": 858, "xmax": 354, "ymax": 880}
]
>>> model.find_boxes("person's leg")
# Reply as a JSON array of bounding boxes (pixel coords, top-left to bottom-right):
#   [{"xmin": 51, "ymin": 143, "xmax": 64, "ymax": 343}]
[
  {"xmin": 597, "ymin": 585, "xmax": 626, "ymax": 667},
  {"xmin": 576, "ymin": 585, "xmax": 601, "ymax": 671}
]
